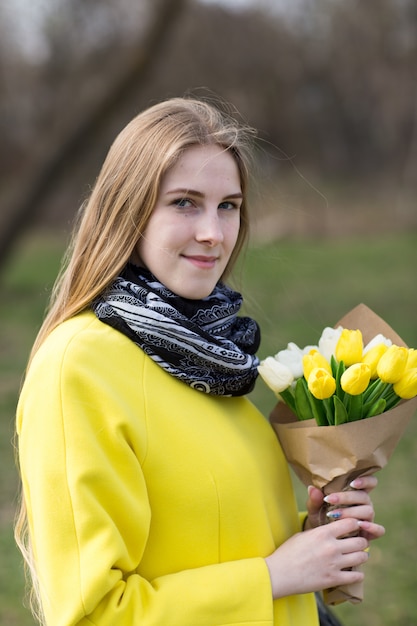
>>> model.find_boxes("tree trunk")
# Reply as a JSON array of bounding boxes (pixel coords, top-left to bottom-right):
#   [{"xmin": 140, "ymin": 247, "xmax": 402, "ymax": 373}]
[{"xmin": 0, "ymin": 0, "xmax": 187, "ymax": 274}]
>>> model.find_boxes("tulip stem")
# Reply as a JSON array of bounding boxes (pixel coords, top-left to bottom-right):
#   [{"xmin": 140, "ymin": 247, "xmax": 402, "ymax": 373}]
[
  {"xmin": 383, "ymin": 391, "xmax": 401, "ymax": 411},
  {"xmin": 280, "ymin": 388, "xmax": 296, "ymax": 414},
  {"xmin": 380, "ymin": 383, "xmax": 394, "ymax": 399},
  {"xmin": 363, "ymin": 379, "xmax": 388, "ymax": 405}
]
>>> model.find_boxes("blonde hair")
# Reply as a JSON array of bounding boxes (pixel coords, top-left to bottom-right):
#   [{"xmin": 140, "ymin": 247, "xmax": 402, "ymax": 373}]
[
  {"xmin": 15, "ymin": 95, "xmax": 256, "ymax": 623},
  {"xmin": 30, "ymin": 96, "xmax": 255, "ymax": 360}
]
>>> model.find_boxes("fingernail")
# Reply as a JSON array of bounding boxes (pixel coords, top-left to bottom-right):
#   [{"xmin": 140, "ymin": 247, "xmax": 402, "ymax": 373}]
[
  {"xmin": 326, "ymin": 510, "xmax": 342, "ymax": 520},
  {"xmin": 323, "ymin": 495, "xmax": 339, "ymax": 504},
  {"xmin": 358, "ymin": 520, "xmax": 370, "ymax": 530},
  {"xmin": 350, "ymin": 479, "xmax": 361, "ymax": 489}
]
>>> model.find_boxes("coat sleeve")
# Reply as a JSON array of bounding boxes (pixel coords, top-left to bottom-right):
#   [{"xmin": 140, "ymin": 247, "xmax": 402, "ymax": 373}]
[{"xmin": 17, "ymin": 321, "xmax": 275, "ymax": 626}]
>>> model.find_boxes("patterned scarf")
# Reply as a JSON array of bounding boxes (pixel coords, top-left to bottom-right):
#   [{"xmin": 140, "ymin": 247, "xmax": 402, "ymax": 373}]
[{"xmin": 92, "ymin": 264, "xmax": 260, "ymax": 396}]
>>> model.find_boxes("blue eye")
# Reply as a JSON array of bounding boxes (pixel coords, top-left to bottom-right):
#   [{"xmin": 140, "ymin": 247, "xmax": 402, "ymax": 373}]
[
  {"xmin": 219, "ymin": 201, "xmax": 239, "ymax": 210},
  {"xmin": 173, "ymin": 198, "xmax": 193, "ymax": 208}
]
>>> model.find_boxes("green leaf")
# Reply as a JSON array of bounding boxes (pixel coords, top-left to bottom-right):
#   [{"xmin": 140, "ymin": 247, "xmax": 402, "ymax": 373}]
[
  {"xmin": 384, "ymin": 393, "xmax": 402, "ymax": 411},
  {"xmin": 335, "ymin": 359, "xmax": 346, "ymax": 402},
  {"xmin": 294, "ymin": 377, "xmax": 313, "ymax": 420},
  {"xmin": 330, "ymin": 355, "xmax": 338, "ymax": 377},
  {"xmin": 343, "ymin": 392, "xmax": 351, "ymax": 413},
  {"xmin": 323, "ymin": 397, "xmax": 335, "ymax": 425},
  {"xmin": 280, "ymin": 387, "xmax": 296, "ymax": 414},
  {"xmin": 347, "ymin": 393, "xmax": 363, "ymax": 421},
  {"xmin": 364, "ymin": 397, "xmax": 387, "ymax": 418},
  {"xmin": 308, "ymin": 392, "xmax": 329, "ymax": 426},
  {"xmin": 333, "ymin": 395, "xmax": 349, "ymax": 425}
]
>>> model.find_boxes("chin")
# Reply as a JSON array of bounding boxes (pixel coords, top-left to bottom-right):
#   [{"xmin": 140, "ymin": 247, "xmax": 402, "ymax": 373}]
[{"xmin": 178, "ymin": 284, "xmax": 217, "ymax": 300}]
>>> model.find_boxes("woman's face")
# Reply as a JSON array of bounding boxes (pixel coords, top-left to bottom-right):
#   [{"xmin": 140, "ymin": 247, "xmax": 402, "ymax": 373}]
[{"xmin": 134, "ymin": 144, "xmax": 242, "ymax": 299}]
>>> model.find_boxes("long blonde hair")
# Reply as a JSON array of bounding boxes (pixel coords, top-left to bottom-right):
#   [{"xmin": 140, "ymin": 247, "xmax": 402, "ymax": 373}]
[
  {"xmin": 29, "ymin": 96, "xmax": 255, "ymax": 361},
  {"xmin": 15, "ymin": 95, "xmax": 256, "ymax": 623}
]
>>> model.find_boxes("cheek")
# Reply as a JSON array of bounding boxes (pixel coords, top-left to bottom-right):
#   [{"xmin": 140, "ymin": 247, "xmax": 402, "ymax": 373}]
[
  {"xmin": 225, "ymin": 217, "xmax": 241, "ymax": 250},
  {"xmin": 137, "ymin": 220, "xmax": 189, "ymax": 268}
]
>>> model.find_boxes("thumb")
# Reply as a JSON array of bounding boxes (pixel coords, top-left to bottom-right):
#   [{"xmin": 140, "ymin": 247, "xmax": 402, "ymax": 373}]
[{"xmin": 307, "ymin": 485, "xmax": 325, "ymax": 515}]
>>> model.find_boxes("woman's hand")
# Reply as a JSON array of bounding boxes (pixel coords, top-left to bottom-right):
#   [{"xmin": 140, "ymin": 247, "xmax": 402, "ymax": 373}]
[
  {"xmin": 265, "ymin": 517, "xmax": 373, "ymax": 599},
  {"xmin": 304, "ymin": 476, "xmax": 384, "ymax": 540},
  {"xmin": 265, "ymin": 476, "xmax": 385, "ymax": 599}
]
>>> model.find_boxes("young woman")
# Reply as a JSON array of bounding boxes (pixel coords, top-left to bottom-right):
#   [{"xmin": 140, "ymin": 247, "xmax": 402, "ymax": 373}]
[{"xmin": 15, "ymin": 96, "xmax": 384, "ymax": 626}]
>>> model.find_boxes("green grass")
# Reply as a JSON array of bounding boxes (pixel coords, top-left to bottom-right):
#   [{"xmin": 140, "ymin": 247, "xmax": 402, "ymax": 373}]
[
  {"xmin": 242, "ymin": 233, "xmax": 417, "ymax": 625},
  {"xmin": 0, "ymin": 233, "xmax": 65, "ymax": 626},
  {"xmin": 1, "ymin": 230, "xmax": 416, "ymax": 625}
]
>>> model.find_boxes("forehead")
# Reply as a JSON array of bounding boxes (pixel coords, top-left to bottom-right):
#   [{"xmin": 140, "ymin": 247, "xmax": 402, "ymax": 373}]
[{"xmin": 161, "ymin": 144, "xmax": 241, "ymax": 188}]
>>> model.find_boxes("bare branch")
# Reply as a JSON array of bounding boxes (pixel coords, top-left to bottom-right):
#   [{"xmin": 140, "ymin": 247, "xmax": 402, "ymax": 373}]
[{"xmin": 0, "ymin": 0, "xmax": 188, "ymax": 274}]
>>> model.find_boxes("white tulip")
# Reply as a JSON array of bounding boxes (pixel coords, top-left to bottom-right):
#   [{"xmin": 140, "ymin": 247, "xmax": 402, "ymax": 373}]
[
  {"xmin": 258, "ymin": 356, "xmax": 294, "ymax": 393},
  {"xmin": 363, "ymin": 333, "xmax": 392, "ymax": 354},
  {"xmin": 318, "ymin": 326, "xmax": 343, "ymax": 362},
  {"xmin": 275, "ymin": 342, "xmax": 316, "ymax": 378}
]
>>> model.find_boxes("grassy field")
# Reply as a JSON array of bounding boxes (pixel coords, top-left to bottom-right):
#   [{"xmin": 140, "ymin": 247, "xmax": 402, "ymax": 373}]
[{"xmin": 1, "ymin": 230, "xmax": 416, "ymax": 625}]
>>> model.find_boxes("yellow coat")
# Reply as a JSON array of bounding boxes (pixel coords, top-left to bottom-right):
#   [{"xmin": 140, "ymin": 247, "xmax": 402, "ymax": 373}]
[{"xmin": 17, "ymin": 311, "xmax": 318, "ymax": 626}]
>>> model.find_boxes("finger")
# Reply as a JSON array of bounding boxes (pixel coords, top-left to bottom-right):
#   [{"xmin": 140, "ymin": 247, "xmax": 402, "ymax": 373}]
[
  {"xmin": 349, "ymin": 476, "xmax": 378, "ymax": 492},
  {"xmin": 339, "ymin": 535, "xmax": 369, "ymax": 554},
  {"xmin": 339, "ymin": 549, "xmax": 370, "ymax": 570},
  {"xmin": 329, "ymin": 517, "xmax": 362, "ymax": 538},
  {"xmin": 358, "ymin": 520, "xmax": 386, "ymax": 540},
  {"xmin": 307, "ymin": 485, "xmax": 325, "ymax": 512},
  {"xmin": 336, "ymin": 568, "xmax": 366, "ymax": 586},
  {"xmin": 324, "ymin": 490, "xmax": 371, "ymax": 507},
  {"xmin": 326, "ymin": 504, "xmax": 375, "ymax": 523},
  {"xmin": 307, "ymin": 485, "xmax": 324, "ymax": 504}
]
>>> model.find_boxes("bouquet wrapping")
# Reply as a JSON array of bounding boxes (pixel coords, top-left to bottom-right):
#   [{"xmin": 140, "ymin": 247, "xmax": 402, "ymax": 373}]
[{"xmin": 266, "ymin": 304, "xmax": 417, "ymax": 605}]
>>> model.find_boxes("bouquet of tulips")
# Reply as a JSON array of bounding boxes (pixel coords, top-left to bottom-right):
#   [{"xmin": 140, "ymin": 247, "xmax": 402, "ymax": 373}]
[
  {"xmin": 259, "ymin": 317, "xmax": 417, "ymax": 428},
  {"xmin": 259, "ymin": 304, "xmax": 417, "ymax": 606}
]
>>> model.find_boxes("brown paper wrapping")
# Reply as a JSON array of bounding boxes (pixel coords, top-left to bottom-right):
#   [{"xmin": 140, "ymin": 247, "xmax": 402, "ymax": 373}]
[{"xmin": 269, "ymin": 304, "xmax": 417, "ymax": 605}]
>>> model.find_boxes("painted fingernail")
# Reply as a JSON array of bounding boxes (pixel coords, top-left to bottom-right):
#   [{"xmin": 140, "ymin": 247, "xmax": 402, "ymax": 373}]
[
  {"xmin": 350, "ymin": 479, "xmax": 362, "ymax": 489},
  {"xmin": 358, "ymin": 520, "xmax": 370, "ymax": 530},
  {"xmin": 326, "ymin": 510, "xmax": 342, "ymax": 520},
  {"xmin": 323, "ymin": 495, "xmax": 339, "ymax": 504}
]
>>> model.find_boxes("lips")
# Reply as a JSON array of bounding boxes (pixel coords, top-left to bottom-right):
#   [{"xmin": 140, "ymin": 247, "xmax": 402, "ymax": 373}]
[{"xmin": 184, "ymin": 255, "xmax": 218, "ymax": 269}]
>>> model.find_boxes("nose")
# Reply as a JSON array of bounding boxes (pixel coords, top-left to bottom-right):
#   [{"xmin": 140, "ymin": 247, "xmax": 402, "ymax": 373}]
[{"xmin": 195, "ymin": 209, "xmax": 224, "ymax": 245}]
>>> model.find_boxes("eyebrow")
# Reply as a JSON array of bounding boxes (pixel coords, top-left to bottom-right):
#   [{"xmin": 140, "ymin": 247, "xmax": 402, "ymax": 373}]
[{"xmin": 166, "ymin": 188, "xmax": 243, "ymax": 199}]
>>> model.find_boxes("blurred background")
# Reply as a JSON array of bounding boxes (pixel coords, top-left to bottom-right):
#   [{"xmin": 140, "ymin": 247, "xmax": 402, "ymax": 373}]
[
  {"xmin": 1, "ymin": 0, "xmax": 417, "ymax": 252},
  {"xmin": 1, "ymin": 0, "xmax": 416, "ymax": 624}
]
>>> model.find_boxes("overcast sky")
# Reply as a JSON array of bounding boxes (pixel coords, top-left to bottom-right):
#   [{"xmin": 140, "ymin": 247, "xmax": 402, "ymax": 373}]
[
  {"xmin": 199, "ymin": 0, "xmax": 299, "ymax": 13},
  {"xmin": 3, "ymin": 0, "xmax": 299, "ymax": 61},
  {"xmin": 199, "ymin": 0, "xmax": 257, "ymax": 8}
]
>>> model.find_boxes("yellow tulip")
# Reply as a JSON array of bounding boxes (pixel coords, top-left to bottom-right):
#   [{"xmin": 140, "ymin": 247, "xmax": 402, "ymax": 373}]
[
  {"xmin": 335, "ymin": 329, "xmax": 363, "ymax": 366},
  {"xmin": 340, "ymin": 363, "xmax": 371, "ymax": 395},
  {"xmin": 302, "ymin": 349, "xmax": 332, "ymax": 381},
  {"xmin": 362, "ymin": 344, "xmax": 388, "ymax": 379},
  {"xmin": 406, "ymin": 348, "xmax": 417, "ymax": 370},
  {"xmin": 307, "ymin": 367, "xmax": 336, "ymax": 400},
  {"xmin": 376, "ymin": 345, "xmax": 408, "ymax": 383},
  {"xmin": 393, "ymin": 368, "xmax": 417, "ymax": 399}
]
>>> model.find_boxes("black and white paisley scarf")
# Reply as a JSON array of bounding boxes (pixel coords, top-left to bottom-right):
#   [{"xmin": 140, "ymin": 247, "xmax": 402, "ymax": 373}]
[{"xmin": 92, "ymin": 264, "xmax": 260, "ymax": 396}]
